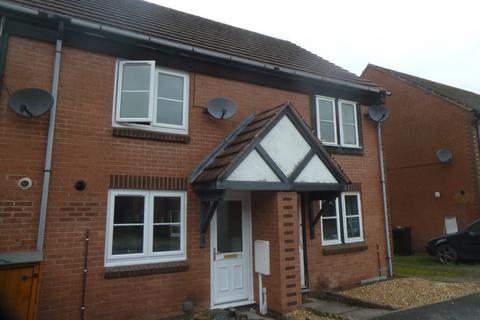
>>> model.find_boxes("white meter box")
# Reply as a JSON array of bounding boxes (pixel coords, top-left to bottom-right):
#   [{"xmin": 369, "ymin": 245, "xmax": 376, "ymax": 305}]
[{"xmin": 254, "ymin": 240, "xmax": 270, "ymax": 275}]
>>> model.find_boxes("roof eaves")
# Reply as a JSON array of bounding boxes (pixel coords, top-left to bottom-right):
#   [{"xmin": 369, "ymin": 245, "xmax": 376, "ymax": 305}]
[{"xmin": 1, "ymin": 0, "xmax": 383, "ymax": 94}]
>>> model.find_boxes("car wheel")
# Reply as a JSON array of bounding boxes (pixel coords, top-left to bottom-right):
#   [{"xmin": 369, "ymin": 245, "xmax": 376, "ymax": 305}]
[{"xmin": 436, "ymin": 243, "xmax": 458, "ymax": 263}]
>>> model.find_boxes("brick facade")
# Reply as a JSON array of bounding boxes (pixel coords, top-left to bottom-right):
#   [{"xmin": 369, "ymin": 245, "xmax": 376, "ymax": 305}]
[
  {"xmin": 363, "ymin": 66, "xmax": 480, "ymax": 251},
  {"xmin": 0, "ymin": 36, "xmax": 388, "ymax": 319}
]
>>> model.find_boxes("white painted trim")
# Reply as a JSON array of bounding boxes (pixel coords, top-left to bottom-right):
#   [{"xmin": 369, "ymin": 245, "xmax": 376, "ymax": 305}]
[
  {"xmin": 320, "ymin": 199, "xmax": 342, "ymax": 246},
  {"xmin": 338, "ymin": 100, "xmax": 360, "ymax": 148},
  {"xmin": 315, "ymin": 95, "xmax": 338, "ymax": 146},
  {"xmin": 341, "ymin": 192, "xmax": 364, "ymax": 243},
  {"xmin": 105, "ymin": 189, "xmax": 187, "ymax": 267},
  {"xmin": 210, "ymin": 191, "xmax": 254, "ymax": 308}
]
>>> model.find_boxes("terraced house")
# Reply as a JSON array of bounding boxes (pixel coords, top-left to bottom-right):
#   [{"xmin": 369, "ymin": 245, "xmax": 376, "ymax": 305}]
[{"xmin": 0, "ymin": 1, "xmax": 390, "ymax": 319}]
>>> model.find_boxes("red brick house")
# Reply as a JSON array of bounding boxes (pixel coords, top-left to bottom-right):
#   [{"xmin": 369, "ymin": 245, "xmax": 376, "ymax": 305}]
[
  {"xmin": 1, "ymin": 1, "xmax": 390, "ymax": 319},
  {"xmin": 363, "ymin": 64, "xmax": 480, "ymax": 251}
]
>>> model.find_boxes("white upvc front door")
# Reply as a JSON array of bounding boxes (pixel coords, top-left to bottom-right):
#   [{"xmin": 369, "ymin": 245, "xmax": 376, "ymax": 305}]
[{"xmin": 211, "ymin": 192, "xmax": 254, "ymax": 308}]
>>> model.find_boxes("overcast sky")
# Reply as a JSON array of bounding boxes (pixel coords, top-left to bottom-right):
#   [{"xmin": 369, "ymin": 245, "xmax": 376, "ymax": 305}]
[{"xmin": 147, "ymin": 0, "xmax": 479, "ymax": 94}]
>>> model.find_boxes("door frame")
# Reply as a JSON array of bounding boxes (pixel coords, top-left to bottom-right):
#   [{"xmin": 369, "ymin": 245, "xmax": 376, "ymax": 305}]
[
  {"xmin": 299, "ymin": 194, "xmax": 309, "ymax": 289},
  {"xmin": 210, "ymin": 191, "xmax": 254, "ymax": 308}
]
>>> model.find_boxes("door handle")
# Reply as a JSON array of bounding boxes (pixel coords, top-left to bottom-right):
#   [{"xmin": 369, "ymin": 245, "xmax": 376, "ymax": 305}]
[{"xmin": 213, "ymin": 247, "xmax": 216, "ymax": 261}]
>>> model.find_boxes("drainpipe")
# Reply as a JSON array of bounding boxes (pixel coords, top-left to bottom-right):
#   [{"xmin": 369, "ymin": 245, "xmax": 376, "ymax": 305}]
[
  {"xmin": 377, "ymin": 121, "xmax": 393, "ymax": 277},
  {"xmin": 36, "ymin": 21, "xmax": 63, "ymax": 252}
]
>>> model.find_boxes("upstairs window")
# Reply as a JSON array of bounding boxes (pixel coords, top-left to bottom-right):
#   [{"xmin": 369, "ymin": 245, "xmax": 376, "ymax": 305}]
[
  {"xmin": 339, "ymin": 100, "xmax": 359, "ymax": 147},
  {"xmin": 316, "ymin": 96, "xmax": 360, "ymax": 148},
  {"xmin": 114, "ymin": 61, "xmax": 189, "ymax": 134},
  {"xmin": 316, "ymin": 96, "xmax": 337, "ymax": 145},
  {"xmin": 320, "ymin": 192, "xmax": 364, "ymax": 245}
]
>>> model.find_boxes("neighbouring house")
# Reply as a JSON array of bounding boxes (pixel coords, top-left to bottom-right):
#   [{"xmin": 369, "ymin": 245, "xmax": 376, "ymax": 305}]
[
  {"xmin": 363, "ymin": 64, "xmax": 480, "ymax": 252},
  {"xmin": 0, "ymin": 1, "xmax": 390, "ymax": 319}
]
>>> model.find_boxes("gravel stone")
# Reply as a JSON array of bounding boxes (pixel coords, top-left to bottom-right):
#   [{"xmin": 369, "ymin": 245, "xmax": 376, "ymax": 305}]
[
  {"xmin": 340, "ymin": 277, "xmax": 480, "ymax": 309},
  {"xmin": 285, "ymin": 309, "xmax": 341, "ymax": 320}
]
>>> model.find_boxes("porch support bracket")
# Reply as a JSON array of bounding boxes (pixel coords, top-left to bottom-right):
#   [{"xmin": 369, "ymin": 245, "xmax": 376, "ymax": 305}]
[
  {"xmin": 199, "ymin": 190, "xmax": 224, "ymax": 248},
  {"xmin": 309, "ymin": 194, "xmax": 338, "ymax": 239}
]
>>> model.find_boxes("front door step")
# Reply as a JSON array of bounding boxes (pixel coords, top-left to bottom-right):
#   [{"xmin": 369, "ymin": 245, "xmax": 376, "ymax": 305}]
[{"xmin": 193, "ymin": 308, "xmax": 272, "ymax": 320}]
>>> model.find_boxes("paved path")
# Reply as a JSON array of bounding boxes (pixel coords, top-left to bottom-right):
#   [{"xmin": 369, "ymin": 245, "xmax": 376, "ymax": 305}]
[
  {"xmin": 304, "ymin": 298, "xmax": 392, "ymax": 320},
  {"xmin": 374, "ymin": 293, "xmax": 480, "ymax": 320}
]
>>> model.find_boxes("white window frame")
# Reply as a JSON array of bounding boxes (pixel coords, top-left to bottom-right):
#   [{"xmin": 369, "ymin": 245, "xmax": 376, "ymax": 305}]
[
  {"xmin": 320, "ymin": 198, "xmax": 342, "ymax": 246},
  {"xmin": 115, "ymin": 61, "xmax": 156, "ymax": 123},
  {"xmin": 341, "ymin": 192, "xmax": 364, "ymax": 243},
  {"xmin": 316, "ymin": 95, "xmax": 338, "ymax": 146},
  {"xmin": 105, "ymin": 189, "xmax": 187, "ymax": 267},
  {"xmin": 338, "ymin": 100, "xmax": 360, "ymax": 148},
  {"xmin": 113, "ymin": 60, "xmax": 190, "ymax": 135}
]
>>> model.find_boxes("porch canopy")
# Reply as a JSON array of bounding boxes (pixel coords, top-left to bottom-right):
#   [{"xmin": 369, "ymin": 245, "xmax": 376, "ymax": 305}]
[{"xmin": 190, "ymin": 102, "xmax": 351, "ymax": 246}]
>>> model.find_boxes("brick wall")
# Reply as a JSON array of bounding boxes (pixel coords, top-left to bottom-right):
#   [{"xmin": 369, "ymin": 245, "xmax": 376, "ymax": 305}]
[
  {"xmin": 251, "ymin": 192, "xmax": 301, "ymax": 314},
  {"xmin": 0, "ymin": 35, "xmax": 387, "ymax": 319},
  {"xmin": 363, "ymin": 67, "xmax": 480, "ymax": 251}
]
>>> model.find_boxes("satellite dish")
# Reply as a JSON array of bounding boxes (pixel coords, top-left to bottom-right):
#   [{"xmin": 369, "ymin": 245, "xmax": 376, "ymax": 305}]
[
  {"xmin": 437, "ymin": 149, "xmax": 453, "ymax": 163},
  {"xmin": 368, "ymin": 105, "xmax": 390, "ymax": 123},
  {"xmin": 205, "ymin": 97, "xmax": 237, "ymax": 120},
  {"xmin": 8, "ymin": 88, "xmax": 54, "ymax": 117}
]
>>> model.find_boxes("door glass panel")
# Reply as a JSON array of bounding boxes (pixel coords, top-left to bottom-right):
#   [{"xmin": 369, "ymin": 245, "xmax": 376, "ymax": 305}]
[{"xmin": 217, "ymin": 201, "xmax": 243, "ymax": 253}]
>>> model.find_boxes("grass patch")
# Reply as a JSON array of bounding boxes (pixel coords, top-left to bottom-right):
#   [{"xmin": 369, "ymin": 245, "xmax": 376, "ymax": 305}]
[{"xmin": 393, "ymin": 253, "xmax": 480, "ymax": 281}]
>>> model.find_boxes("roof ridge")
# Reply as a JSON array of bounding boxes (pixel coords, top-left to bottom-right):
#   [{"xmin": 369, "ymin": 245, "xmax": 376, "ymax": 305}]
[
  {"xmin": 369, "ymin": 64, "xmax": 480, "ymax": 96},
  {"xmin": 367, "ymin": 64, "xmax": 480, "ymax": 111},
  {"xmin": 7, "ymin": 0, "xmax": 379, "ymax": 90}
]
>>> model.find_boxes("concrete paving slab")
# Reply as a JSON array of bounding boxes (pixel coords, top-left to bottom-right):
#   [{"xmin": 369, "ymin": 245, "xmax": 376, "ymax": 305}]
[
  {"xmin": 341, "ymin": 307, "xmax": 391, "ymax": 320},
  {"xmin": 304, "ymin": 299, "xmax": 360, "ymax": 314},
  {"xmin": 304, "ymin": 298, "xmax": 393, "ymax": 320}
]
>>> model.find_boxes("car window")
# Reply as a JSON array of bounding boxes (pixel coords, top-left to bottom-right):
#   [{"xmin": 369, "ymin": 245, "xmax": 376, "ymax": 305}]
[{"xmin": 466, "ymin": 221, "xmax": 480, "ymax": 234}]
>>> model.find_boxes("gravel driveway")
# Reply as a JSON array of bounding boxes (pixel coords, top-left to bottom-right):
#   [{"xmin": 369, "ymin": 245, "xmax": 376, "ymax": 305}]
[{"xmin": 340, "ymin": 277, "xmax": 480, "ymax": 309}]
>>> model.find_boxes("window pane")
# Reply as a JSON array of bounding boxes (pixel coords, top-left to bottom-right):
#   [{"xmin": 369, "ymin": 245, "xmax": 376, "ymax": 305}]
[
  {"xmin": 346, "ymin": 217, "xmax": 361, "ymax": 238},
  {"xmin": 153, "ymin": 197, "xmax": 181, "ymax": 223},
  {"xmin": 114, "ymin": 196, "xmax": 144, "ymax": 224},
  {"xmin": 318, "ymin": 100, "xmax": 334, "ymax": 121},
  {"xmin": 157, "ymin": 73, "xmax": 184, "ymax": 101},
  {"xmin": 342, "ymin": 124, "xmax": 357, "ymax": 145},
  {"xmin": 321, "ymin": 200, "xmax": 337, "ymax": 217},
  {"xmin": 467, "ymin": 221, "xmax": 480, "ymax": 233},
  {"xmin": 122, "ymin": 64, "xmax": 151, "ymax": 91},
  {"xmin": 341, "ymin": 103, "xmax": 356, "ymax": 124},
  {"xmin": 153, "ymin": 225, "xmax": 181, "ymax": 252},
  {"xmin": 156, "ymin": 99, "xmax": 183, "ymax": 125},
  {"xmin": 217, "ymin": 201, "xmax": 243, "ymax": 253},
  {"xmin": 112, "ymin": 226, "xmax": 143, "ymax": 254},
  {"xmin": 322, "ymin": 219, "xmax": 339, "ymax": 241},
  {"xmin": 320, "ymin": 121, "xmax": 335, "ymax": 143},
  {"xmin": 344, "ymin": 195, "xmax": 359, "ymax": 216},
  {"xmin": 120, "ymin": 92, "xmax": 150, "ymax": 118}
]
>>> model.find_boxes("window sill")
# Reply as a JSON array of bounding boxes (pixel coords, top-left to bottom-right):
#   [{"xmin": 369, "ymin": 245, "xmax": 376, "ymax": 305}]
[
  {"xmin": 112, "ymin": 127, "xmax": 190, "ymax": 143},
  {"xmin": 322, "ymin": 242, "xmax": 367, "ymax": 256},
  {"xmin": 104, "ymin": 260, "xmax": 188, "ymax": 279},
  {"xmin": 324, "ymin": 145, "xmax": 363, "ymax": 155}
]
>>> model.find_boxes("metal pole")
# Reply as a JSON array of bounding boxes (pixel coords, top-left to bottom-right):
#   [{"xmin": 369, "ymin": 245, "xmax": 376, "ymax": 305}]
[
  {"xmin": 378, "ymin": 122, "xmax": 393, "ymax": 277},
  {"xmin": 37, "ymin": 21, "xmax": 63, "ymax": 252},
  {"xmin": 80, "ymin": 230, "xmax": 90, "ymax": 320}
]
